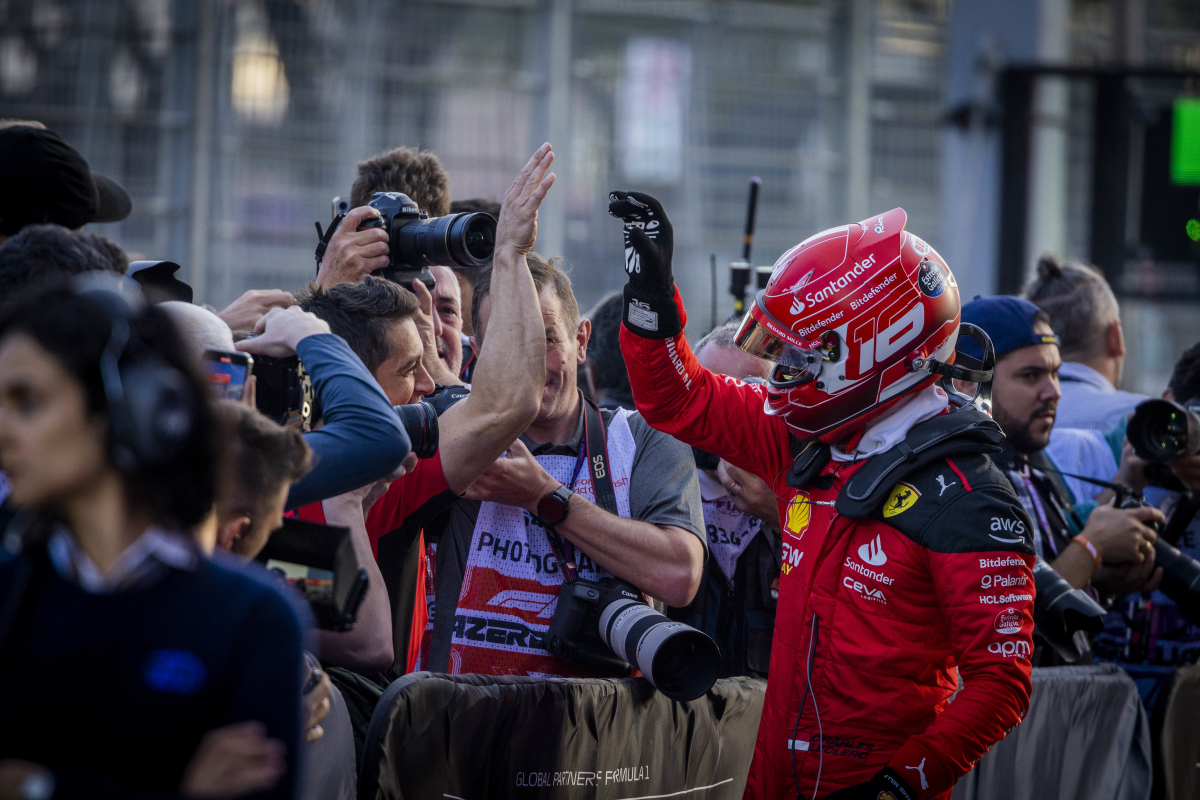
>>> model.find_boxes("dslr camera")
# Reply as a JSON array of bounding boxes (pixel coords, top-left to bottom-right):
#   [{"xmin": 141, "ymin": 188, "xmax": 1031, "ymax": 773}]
[
  {"xmin": 317, "ymin": 192, "xmax": 496, "ymax": 292},
  {"xmin": 545, "ymin": 576, "xmax": 720, "ymax": 702},
  {"xmin": 257, "ymin": 517, "xmax": 369, "ymax": 632},
  {"xmin": 1127, "ymin": 398, "xmax": 1200, "ymax": 463}
]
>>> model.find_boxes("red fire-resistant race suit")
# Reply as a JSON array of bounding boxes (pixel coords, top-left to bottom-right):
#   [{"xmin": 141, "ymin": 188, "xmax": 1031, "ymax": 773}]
[{"xmin": 620, "ymin": 293, "xmax": 1037, "ymax": 800}]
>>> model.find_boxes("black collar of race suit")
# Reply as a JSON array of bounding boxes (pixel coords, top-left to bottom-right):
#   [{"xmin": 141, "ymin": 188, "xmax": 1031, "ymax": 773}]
[{"xmin": 786, "ymin": 407, "xmax": 1005, "ymax": 519}]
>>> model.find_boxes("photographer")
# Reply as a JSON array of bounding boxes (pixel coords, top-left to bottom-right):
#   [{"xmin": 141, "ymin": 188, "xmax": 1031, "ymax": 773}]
[
  {"xmin": 674, "ymin": 322, "xmax": 780, "ymax": 679},
  {"xmin": 0, "ymin": 280, "xmax": 301, "ymax": 799},
  {"xmin": 612, "ymin": 196, "xmax": 1036, "ymax": 800},
  {"xmin": 411, "ymin": 251, "xmax": 705, "ymax": 678},
  {"xmin": 315, "ymin": 145, "xmax": 463, "ymax": 386},
  {"xmin": 235, "ymin": 305, "xmax": 411, "ymax": 511},
  {"xmin": 955, "ymin": 296, "xmax": 1163, "ymax": 607},
  {"xmin": 1086, "ymin": 343, "xmax": 1200, "ymax": 708}
]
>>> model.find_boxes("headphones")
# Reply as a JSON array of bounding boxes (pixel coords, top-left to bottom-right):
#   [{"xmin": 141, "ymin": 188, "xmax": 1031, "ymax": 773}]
[{"xmin": 74, "ymin": 274, "xmax": 197, "ymax": 473}]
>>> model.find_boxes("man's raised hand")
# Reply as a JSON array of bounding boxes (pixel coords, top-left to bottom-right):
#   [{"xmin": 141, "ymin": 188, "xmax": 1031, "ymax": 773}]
[{"xmin": 495, "ymin": 143, "xmax": 556, "ymax": 256}]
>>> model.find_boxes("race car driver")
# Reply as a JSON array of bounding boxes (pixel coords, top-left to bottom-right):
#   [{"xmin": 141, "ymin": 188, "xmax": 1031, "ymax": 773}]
[{"xmin": 609, "ymin": 192, "xmax": 1037, "ymax": 800}]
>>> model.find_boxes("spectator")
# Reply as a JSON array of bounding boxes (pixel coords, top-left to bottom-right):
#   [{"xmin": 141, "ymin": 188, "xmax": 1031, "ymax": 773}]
[
  {"xmin": 349, "ymin": 146, "xmax": 450, "ymax": 214},
  {"xmin": 0, "ymin": 223, "xmax": 123, "ymax": 298},
  {"xmin": 1024, "ymin": 254, "xmax": 1148, "ymax": 431},
  {"xmin": 583, "ymin": 291, "xmax": 634, "ymax": 410},
  {"xmin": 237, "ymin": 305, "xmax": 413, "ymax": 512},
  {"xmin": 0, "ymin": 279, "xmax": 300, "ymax": 798},
  {"xmin": 956, "ymin": 296, "xmax": 1163, "ymax": 661},
  {"xmin": 413, "ymin": 250, "xmax": 704, "ymax": 678},
  {"xmin": 672, "ymin": 322, "xmax": 780, "ymax": 679},
  {"xmin": 0, "ymin": 125, "xmax": 132, "ymax": 246}
]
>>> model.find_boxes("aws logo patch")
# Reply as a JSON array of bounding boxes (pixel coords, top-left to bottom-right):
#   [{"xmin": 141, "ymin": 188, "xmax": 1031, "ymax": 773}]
[
  {"xmin": 784, "ymin": 495, "xmax": 812, "ymax": 535},
  {"xmin": 882, "ymin": 483, "xmax": 920, "ymax": 518}
]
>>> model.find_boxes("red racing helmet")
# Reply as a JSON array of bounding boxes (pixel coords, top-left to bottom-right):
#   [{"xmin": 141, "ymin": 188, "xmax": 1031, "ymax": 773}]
[{"xmin": 734, "ymin": 208, "xmax": 961, "ymax": 441}]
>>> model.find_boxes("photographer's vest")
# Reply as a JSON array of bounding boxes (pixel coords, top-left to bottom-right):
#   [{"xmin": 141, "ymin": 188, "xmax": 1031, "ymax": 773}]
[{"xmin": 448, "ymin": 406, "xmax": 636, "ymax": 677}]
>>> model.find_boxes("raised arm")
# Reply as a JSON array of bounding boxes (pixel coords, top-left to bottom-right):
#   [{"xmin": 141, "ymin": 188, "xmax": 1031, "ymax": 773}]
[
  {"xmin": 436, "ymin": 144, "xmax": 555, "ymax": 494},
  {"xmin": 608, "ymin": 191, "xmax": 791, "ymax": 485}
]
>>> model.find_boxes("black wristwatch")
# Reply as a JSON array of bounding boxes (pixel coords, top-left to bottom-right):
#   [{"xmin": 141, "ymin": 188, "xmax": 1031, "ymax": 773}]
[{"xmin": 536, "ymin": 485, "xmax": 574, "ymax": 526}]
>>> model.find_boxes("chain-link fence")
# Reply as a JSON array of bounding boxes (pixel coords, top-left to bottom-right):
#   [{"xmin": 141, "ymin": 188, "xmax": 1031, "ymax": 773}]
[{"xmin": 0, "ymin": 0, "xmax": 953, "ymax": 330}]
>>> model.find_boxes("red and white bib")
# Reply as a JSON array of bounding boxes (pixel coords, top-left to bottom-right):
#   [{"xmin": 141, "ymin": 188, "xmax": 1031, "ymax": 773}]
[{"xmin": 448, "ymin": 410, "xmax": 637, "ymax": 677}]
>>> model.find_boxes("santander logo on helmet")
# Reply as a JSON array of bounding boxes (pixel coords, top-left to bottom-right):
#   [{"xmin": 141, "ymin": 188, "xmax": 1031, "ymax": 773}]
[{"xmin": 735, "ymin": 208, "xmax": 961, "ymax": 441}]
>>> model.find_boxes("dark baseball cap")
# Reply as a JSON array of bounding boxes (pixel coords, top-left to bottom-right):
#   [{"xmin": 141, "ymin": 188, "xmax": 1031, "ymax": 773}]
[
  {"xmin": 0, "ymin": 125, "xmax": 132, "ymax": 236},
  {"xmin": 956, "ymin": 295, "xmax": 1060, "ymax": 367}
]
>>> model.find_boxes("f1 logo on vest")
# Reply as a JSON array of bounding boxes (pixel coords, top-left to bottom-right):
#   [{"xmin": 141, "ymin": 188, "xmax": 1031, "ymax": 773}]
[{"xmin": 845, "ymin": 300, "xmax": 925, "ymax": 381}]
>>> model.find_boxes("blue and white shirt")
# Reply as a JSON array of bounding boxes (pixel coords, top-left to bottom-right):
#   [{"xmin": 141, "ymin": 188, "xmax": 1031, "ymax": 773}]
[{"xmin": 1054, "ymin": 362, "xmax": 1148, "ymax": 432}]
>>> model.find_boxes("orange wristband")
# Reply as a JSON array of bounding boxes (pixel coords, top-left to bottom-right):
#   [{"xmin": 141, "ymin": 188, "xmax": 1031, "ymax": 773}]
[{"xmin": 1073, "ymin": 534, "xmax": 1101, "ymax": 570}]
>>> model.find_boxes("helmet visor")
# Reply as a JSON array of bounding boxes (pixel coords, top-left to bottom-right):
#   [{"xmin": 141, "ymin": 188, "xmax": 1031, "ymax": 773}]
[{"xmin": 734, "ymin": 314, "xmax": 825, "ymax": 387}]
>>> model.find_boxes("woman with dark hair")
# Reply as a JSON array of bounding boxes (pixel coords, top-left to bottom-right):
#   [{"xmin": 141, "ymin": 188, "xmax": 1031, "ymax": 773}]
[{"xmin": 0, "ymin": 280, "xmax": 302, "ymax": 800}]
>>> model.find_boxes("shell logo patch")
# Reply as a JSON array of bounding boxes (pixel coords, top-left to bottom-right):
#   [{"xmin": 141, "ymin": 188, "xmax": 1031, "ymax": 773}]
[
  {"xmin": 784, "ymin": 495, "xmax": 812, "ymax": 535},
  {"xmin": 882, "ymin": 482, "xmax": 920, "ymax": 518}
]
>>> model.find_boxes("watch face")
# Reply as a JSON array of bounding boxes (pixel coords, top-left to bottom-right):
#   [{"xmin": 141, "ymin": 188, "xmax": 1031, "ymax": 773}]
[{"xmin": 538, "ymin": 492, "xmax": 566, "ymax": 524}]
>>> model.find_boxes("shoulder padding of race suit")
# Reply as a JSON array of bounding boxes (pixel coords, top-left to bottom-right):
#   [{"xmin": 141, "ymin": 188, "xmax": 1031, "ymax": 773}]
[{"xmin": 786, "ymin": 406, "xmax": 1006, "ymax": 518}]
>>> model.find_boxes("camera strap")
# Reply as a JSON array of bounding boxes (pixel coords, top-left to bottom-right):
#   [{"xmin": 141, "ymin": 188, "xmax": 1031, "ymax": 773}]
[
  {"xmin": 543, "ymin": 394, "xmax": 619, "ymax": 584},
  {"xmin": 314, "ymin": 211, "xmax": 348, "ymax": 268}
]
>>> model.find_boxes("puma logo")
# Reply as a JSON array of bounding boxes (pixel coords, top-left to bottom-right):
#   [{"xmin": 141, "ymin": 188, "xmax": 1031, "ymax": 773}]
[
  {"xmin": 936, "ymin": 474, "xmax": 956, "ymax": 496},
  {"xmin": 906, "ymin": 757, "xmax": 929, "ymax": 790}
]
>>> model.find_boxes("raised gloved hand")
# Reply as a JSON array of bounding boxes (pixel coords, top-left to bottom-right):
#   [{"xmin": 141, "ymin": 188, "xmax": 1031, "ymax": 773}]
[
  {"xmin": 824, "ymin": 768, "xmax": 918, "ymax": 800},
  {"xmin": 608, "ymin": 191, "xmax": 680, "ymax": 338}
]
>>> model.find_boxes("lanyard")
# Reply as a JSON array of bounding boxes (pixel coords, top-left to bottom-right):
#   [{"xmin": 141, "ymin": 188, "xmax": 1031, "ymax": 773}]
[
  {"xmin": 1018, "ymin": 468, "xmax": 1058, "ymax": 556},
  {"xmin": 541, "ymin": 394, "xmax": 616, "ymax": 584}
]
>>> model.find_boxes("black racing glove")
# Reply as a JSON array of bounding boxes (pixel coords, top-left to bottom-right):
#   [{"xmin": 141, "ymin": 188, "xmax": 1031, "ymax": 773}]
[
  {"xmin": 608, "ymin": 190, "xmax": 681, "ymax": 338},
  {"xmin": 824, "ymin": 768, "xmax": 919, "ymax": 800}
]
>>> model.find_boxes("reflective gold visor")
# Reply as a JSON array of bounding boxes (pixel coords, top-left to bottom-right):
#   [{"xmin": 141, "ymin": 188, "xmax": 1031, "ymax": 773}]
[{"xmin": 735, "ymin": 314, "xmax": 825, "ymax": 387}]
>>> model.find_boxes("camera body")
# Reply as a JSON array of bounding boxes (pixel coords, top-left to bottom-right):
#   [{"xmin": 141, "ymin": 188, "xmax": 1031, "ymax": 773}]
[
  {"xmin": 253, "ymin": 354, "xmax": 314, "ymax": 430},
  {"xmin": 359, "ymin": 192, "xmax": 496, "ymax": 291},
  {"xmin": 545, "ymin": 576, "xmax": 720, "ymax": 702},
  {"xmin": 546, "ymin": 578, "xmax": 642, "ymax": 677}
]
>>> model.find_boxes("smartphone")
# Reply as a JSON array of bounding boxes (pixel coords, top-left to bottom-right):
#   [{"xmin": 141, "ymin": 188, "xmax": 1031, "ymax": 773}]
[{"xmin": 203, "ymin": 349, "xmax": 254, "ymax": 401}]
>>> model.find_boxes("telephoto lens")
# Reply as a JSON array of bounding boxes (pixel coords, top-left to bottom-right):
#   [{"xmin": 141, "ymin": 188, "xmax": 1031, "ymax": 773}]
[
  {"xmin": 394, "ymin": 402, "xmax": 439, "ymax": 460},
  {"xmin": 1127, "ymin": 398, "xmax": 1200, "ymax": 462},
  {"xmin": 595, "ymin": 582, "xmax": 721, "ymax": 702},
  {"xmin": 1153, "ymin": 538, "xmax": 1200, "ymax": 624},
  {"xmin": 394, "ymin": 211, "xmax": 496, "ymax": 269},
  {"xmin": 1031, "ymin": 558, "xmax": 1106, "ymax": 663}
]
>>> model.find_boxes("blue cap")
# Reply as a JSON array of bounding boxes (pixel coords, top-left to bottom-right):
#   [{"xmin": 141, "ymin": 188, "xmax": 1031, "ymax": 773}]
[{"xmin": 957, "ymin": 295, "xmax": 1059, "ymax": 366}]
